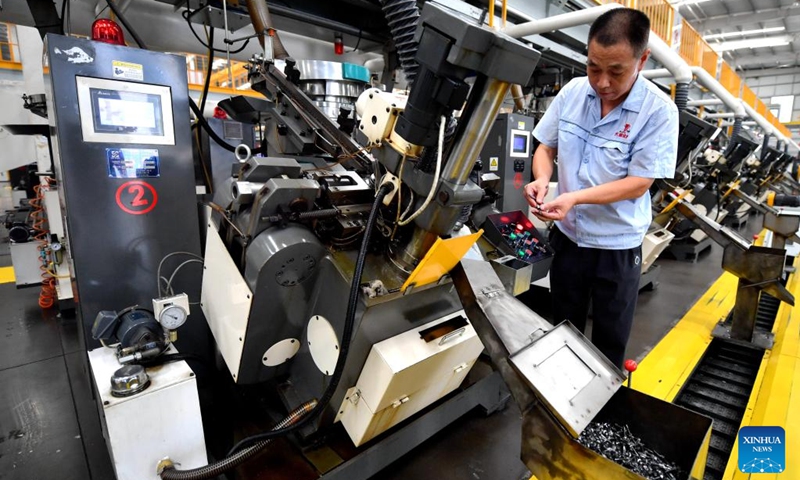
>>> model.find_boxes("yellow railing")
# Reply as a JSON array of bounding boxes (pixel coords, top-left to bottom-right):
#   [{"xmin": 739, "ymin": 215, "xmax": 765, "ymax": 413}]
[
  {"xmin": 756, "ymin": 98, "xmax": 768, "ymax": 117},
  {"xmin": 635, "ymin": 0, "xmax": 674, "ymax": 47},
  {"xmin": 742, "ymin": 85, "xmax": 756, "ymax": 109},
  {"xmin": 719, "ymin": 61, "xmax": 741, "ymax": 98},
  {"xmin": 678, "ymin": 20, "xmax": 718, "ymax": 77},
  {"xmin": 177, "ymin": 52, "xmax": 255, "ymax": 94},
  {"xmin": 594, "ymin": 0, "xmax": 674, "ymax": 45}
]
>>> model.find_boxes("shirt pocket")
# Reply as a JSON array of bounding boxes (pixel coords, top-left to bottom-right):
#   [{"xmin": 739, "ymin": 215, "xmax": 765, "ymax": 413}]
[
  {"xmin": 557, "ymin": 121, "xmax": 587, "ymax": 171},
  {"xmin": 588, "ymin": 137, "xmax": 631, "ymax": 182}
]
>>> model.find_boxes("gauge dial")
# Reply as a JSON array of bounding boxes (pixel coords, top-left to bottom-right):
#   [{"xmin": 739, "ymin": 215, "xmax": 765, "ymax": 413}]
[{"xmin": 159, "ymin": 305, "xmax": 188, "ymax": 330}]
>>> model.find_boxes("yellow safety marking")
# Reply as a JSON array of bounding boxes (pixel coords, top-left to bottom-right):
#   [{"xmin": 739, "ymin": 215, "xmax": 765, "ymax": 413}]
[
  {"xmin": 401, "ymin": 229, "xmax": 483, "ymax": 292},
  {"xmin": 635, "ymin": 272, "xmax": 739, "ymax": 401},
  {"xmin": 728, "ymin": 254, "xmax": 800, "ymax": 480},
  {"xmin": 0, "ymin": 266, "xmax": 15, "ymax": 284}
]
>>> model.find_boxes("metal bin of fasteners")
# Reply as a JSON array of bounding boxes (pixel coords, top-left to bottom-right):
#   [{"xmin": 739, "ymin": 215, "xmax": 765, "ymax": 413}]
[{"xmin": 509, "ymin": 320, "xmax": 713, "ymax": 480}]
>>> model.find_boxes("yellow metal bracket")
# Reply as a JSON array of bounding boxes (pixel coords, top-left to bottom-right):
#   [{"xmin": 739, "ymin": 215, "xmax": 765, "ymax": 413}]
[
  {"xmin": 401, "ymin": 230, "xmax": 483, "ymax": 292},
  {"xmin": 659, "ymin": 190, "xmax": 691, "ymax": 215}
]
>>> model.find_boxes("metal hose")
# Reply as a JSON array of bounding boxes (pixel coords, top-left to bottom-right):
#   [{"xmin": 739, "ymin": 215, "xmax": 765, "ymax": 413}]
[
  {"xmin": 381, "ymin": 0, "xmax": 421, "ymax": 88},
  {"xmin": 731, "ymin": 116, "xmax": 743, "ymax": 140},
  {"xmin": 674, "ymin": 82, "xmax": 689, "ymax": 112},
  {"xmin": 245, "ymin": 0, "xmax": 290, "ymax": 60},
  {"xmin": 159, "ymin": 400, "xmax": 317, "ymax": 480},
  {"xmin": 263, "ymin": 208, "xmax": 340, "ymax": 223}
]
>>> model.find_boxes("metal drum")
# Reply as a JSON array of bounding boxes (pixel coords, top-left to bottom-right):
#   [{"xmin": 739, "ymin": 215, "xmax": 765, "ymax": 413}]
[{"xmin": 295, "ymin": 60, "xmax": 370, "ymax": 121}]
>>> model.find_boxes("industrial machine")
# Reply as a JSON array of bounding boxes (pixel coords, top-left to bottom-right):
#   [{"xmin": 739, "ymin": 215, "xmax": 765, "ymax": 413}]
[
  {"xmin": 44, "ymin": 34, "xmax": 210, "ymax": 479},
  {"xmin": 197, "ymin": 0, "xmax": 548, "ymax": 468},
  {"xmin": 38, "ymin": 2, "xmax": 726, "ymax": 480}
]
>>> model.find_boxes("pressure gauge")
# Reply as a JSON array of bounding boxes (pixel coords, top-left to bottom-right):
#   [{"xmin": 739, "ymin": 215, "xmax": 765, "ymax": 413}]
[
  {"xmin": 159, "ymin": 305, "xmax": 188, "ymax": 330},
  {"xmin": 152, "ymin": 293, "xmax": 190, "ymax": 330}
]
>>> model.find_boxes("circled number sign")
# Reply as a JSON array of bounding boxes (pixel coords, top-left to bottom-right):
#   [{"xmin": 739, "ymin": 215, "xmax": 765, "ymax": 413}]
[{"xmin": 115, "ymin": 180, "xmax": 158, "ymax": 215}]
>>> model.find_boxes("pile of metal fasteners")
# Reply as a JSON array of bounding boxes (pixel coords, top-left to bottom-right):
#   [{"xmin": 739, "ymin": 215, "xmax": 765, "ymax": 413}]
[{"xmin": 578, "ymin": 422, "xmax": 684, "ymax": 480}]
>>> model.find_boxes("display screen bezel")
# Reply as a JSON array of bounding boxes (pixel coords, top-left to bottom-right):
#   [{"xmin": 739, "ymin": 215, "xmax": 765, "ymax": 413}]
[
  {"xmin": 509, "ymin": 129, "xmax": 530, "ymax": 158},
  {"xmin": 76, "ymin": 76, "xmax": 175, "ymax": 145}
]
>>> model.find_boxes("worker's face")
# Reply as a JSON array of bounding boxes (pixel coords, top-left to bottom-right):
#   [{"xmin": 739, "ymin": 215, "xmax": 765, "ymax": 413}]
[{"xmin": 586, "ymin": 40, "xmax": 649, "ymax": 105}]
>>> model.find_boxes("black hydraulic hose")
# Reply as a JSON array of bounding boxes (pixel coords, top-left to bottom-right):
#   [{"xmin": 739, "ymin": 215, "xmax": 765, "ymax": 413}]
[
  {"xmin": 674, "ymin": 82, "xmax": 689, "ymax": 112},
  {"xmin": 104, "ymin": 1, "xmax": 237, "ymax": 153},
  {"xmin": 104, "ymin": 0, "xmax": 147, "ymax": 49},
  {"xmin": 159, "ymin": 400, "xmax": 317, "ymax": 480},
  {"xmin": 225, "ymin": 184, "xmax": 394, "ymax": 456},
  {"xmin": 189, "ymin": 99, "xmax": 237, "ymax": 152},
  {"xmin": 381, "ymin": 0, "xmax": 420, "ymax": 88},
  {"xmin": 199, "ymin": 27, "xmax": 214, "ymax": 116}
]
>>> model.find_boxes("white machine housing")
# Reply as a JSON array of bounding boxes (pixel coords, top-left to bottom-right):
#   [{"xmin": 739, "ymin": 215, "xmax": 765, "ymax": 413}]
[
  {"xmin": 335, "ymin": 310, "xmax": 484, "ymax": 446},
  {"xmin": 88, "ymin": 346, "xmax": 207, "ymax": 480}
]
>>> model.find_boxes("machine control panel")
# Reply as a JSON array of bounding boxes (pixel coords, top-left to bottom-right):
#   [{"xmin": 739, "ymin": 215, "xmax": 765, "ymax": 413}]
[
  {"xmin": 76, "ymin": 76, "xmax": 175, "ymax": 145},
  {"xmin": 513, "ymin": 159, "xmax": 525, "ymax": 173},
  {"xmin": 483, "ymin": 211, "xmax": 553, "ymax": 263}
]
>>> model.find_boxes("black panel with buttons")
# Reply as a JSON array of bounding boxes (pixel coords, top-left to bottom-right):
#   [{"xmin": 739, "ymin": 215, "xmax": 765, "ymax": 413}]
[{"xmin": 513, "ymin": 160, "xmax": 525, "ymax": 173}]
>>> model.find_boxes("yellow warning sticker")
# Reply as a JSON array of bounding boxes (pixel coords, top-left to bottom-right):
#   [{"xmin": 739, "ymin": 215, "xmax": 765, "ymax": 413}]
[
  {"xmin": 112, "ymin": 60, "xmax": 143, "ymax": 81},
  {"xmin": 518, "ymin": 121, "xmax": 525, "ymax": 130},
  {"xmin": 489, "ymin": 157, "xmax": 499, "ymax": 171}
]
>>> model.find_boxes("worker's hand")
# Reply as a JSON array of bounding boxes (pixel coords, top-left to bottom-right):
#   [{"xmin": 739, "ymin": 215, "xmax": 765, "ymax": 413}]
[
  {"xmin": 537, "ymin": 192, "xmax": 578, "ymax": 221},
  {"xmin": 524, "ymin": 179, "xmax": 549, "ymax": 207}
]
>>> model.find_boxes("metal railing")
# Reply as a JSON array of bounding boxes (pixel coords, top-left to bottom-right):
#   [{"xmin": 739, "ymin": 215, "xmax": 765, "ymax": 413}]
[
  {"xmin": 594, "ymin": 0, "xmax": 674, "ymax": 45},
  {"xmin": 679, "ymin": 19, "xmax": 718, "ymax": 77},
  {"xmin": 719, "ymin": 61, "xmax": 742, "ymax": 98}
]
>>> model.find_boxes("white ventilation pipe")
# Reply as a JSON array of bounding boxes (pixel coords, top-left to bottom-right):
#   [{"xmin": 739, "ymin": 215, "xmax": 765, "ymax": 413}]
[
  {"xmin": 740, "ymin": 101, "xmax": 800, "ymax": 151},
  {"xmin": 502, "ymin": 4, "xmax": 623, "ymax": 38},
  {"xmin": 702, "ymin": 112, "xmax": 735, "ymax": 119},
  {"xmin": 503, "ymin": 3, "xmax": 693, "ymax": 86},
  {"xmin": 641, "ymin": 68, "xmax": 747, "ymax": 117},
  {"xmin": 688, "ymin": 99, "xmax": 724, "ymax": 107}
]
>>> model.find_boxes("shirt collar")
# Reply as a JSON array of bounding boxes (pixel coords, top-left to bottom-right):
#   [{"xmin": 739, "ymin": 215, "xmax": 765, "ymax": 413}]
[{"xmin": 586, "ymin": 73, "xmax": 646, "ymax": 113}]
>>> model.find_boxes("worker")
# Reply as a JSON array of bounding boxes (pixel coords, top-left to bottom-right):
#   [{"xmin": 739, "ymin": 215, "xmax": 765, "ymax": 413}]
[{"xmin": 524, "ymin": 8, "xmax": 678, "ymax": 368}]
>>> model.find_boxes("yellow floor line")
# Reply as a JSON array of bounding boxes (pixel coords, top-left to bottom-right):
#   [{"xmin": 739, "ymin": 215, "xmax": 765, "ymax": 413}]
[{"xmin": 0, "ymin": 266, "xmax": 15, "ymax": 284}]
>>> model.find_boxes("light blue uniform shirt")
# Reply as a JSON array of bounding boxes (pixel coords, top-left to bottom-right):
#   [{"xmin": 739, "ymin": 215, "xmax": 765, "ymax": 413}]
[{"xmin": 532, "ymin": 75, "xmax": 678, "ymax": 250}]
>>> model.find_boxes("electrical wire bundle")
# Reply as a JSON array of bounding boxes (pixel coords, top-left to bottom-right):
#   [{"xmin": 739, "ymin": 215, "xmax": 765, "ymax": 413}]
[{"xmin": 29, "ymin": 178, "xmax": 57, "ymax": 309}]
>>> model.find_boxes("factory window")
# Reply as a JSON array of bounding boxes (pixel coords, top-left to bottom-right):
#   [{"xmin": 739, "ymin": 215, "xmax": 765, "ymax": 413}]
[{"xmin": 0, "ymin": 23, "xmax": 19, "ymax": 63}]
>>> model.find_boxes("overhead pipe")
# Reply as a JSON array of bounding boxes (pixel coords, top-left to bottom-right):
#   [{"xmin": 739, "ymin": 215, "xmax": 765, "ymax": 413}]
[
  {"xmin": 503, "ymin": 5, "xmax": 693, "ymax": 110},
  {"xmin": 642, "ymin": 67, "xmax": 747, "ymax": 118},
  {"xmin": 245, "ymin": 0, "xmax": 290, "ymax": 59},
  {"xmin": 688, "ymin": 99, "xmax": 724, "ymax": 107},
  {"xmin": 739, "ymin": 100, "xmax": 800, "ymax": 151},
  {"xmin": 502, "ymin": 3, "xmax": 623, "ymax": 38},
  {"xmin": 702, "ymin": 112, "xmax": 735, "ymax": 119}
]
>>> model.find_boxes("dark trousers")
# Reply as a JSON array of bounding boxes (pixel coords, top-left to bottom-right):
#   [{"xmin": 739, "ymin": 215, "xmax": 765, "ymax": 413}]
[{"xmin": 548, "ymin": 226, "xmax": 642, "ymax": 369}]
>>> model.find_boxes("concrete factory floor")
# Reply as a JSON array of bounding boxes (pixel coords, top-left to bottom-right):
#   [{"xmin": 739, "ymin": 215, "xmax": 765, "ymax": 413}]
[{"xmin": 0, "ymin": 214, "xmax": 761, "ymax": 480}]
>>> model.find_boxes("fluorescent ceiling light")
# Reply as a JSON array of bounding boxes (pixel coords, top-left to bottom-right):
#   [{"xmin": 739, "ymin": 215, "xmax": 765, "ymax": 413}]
[
  {"xmin": 704, "ymin": 27, "xmax": 786, "ymax": 40},
  {"xmin": 669, "ymin": 0, "xmax": 712, "ymax": 5},
  {"xmin": 711, "ymin": 35, "xmax": 793, "ymax": 52}
]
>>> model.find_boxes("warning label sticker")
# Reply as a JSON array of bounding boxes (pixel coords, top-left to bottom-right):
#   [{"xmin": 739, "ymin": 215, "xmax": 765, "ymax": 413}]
[
  {"xmin": 112, "ymin": 60, "xmax": 144, "ymax": 81},
  {"xmin": 489, "ymin": 157, "xmax": 499, "ymax": 172},
  {"xmin": 518, "ymin": 121, "xmax": 525, "ymax": 130}
]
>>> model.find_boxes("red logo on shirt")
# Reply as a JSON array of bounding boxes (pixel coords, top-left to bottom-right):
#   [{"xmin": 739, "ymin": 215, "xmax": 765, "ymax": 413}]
[{"xmin": 615, "ymin": 123, "xmax": 631, "ymax": 139}]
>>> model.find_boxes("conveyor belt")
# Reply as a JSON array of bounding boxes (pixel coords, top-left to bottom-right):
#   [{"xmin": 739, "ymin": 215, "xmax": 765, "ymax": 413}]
[{"xmin": 673, "ymin": 340, "xmax": 764, "ymax": 480}]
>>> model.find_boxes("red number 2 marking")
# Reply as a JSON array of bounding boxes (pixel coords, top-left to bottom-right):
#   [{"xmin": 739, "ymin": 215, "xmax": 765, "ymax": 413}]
[{"xmin": 129, "ymin": 185, "xmax": 149, "ymax": 207}]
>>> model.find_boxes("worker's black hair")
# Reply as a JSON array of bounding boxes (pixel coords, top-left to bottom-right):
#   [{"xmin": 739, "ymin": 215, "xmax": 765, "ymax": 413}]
[{"xmin": 588, "ymin": 8, "xmax": 650, "ymax": 57}]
